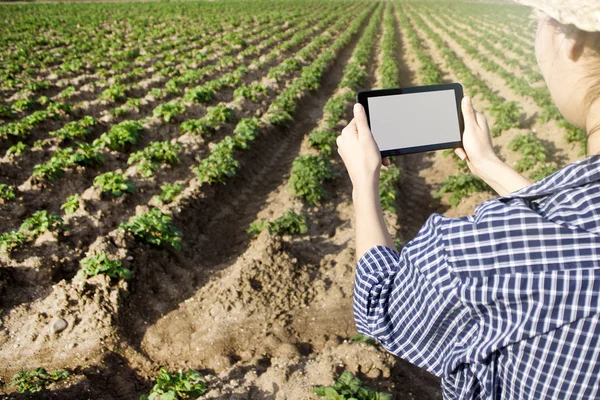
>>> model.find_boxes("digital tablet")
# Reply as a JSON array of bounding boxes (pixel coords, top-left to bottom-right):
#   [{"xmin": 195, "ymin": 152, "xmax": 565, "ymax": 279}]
[{"xmin": 356, "ymin": 83, "xmax": 464, "ymax": 157}]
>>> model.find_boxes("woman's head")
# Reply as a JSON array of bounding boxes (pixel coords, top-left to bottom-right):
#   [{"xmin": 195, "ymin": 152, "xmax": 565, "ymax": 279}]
[{"xmin": 533, "ymin": 9, "xmax": 600, "ymax": 134}]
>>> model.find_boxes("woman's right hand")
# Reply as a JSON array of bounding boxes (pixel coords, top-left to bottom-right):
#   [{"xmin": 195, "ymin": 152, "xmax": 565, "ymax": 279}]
[
  {"xmin": 454, "ymin": 96, "xmax": 532, "ymax": 196},
  {"xmin": 454, "ymin": 96, "xmax": 501, "ymax": 179}
]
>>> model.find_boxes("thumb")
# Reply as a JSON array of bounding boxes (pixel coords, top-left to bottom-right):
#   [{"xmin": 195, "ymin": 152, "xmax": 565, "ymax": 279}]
[
  {"xmin": 461, "ymin": 96, "xmax": 477, "ymax": 129},
  {"xmin": 353, "ymin": 103, "xmax": 371, "ymax": 137}
]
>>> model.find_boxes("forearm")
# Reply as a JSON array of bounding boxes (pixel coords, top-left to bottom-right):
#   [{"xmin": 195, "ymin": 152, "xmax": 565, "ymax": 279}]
[
  {"xmin": 352, "ymin": 181, "xmax": 395, "ymax": 264},
  {"xmin": 475, "ymin": 157, "xmax": 533, "ymax": 197}
]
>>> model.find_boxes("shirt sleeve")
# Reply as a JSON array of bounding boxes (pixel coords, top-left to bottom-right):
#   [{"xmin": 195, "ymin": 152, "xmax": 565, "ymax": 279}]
[{"xmin": 353, "ymin": 214, "xmax": 477, "ymax": 378}]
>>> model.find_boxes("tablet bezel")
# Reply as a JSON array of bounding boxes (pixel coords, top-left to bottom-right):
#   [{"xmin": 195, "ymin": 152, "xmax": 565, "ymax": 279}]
[{"xmin": 356, "ymin": 83, "xmax": 464, "ymax": 157}]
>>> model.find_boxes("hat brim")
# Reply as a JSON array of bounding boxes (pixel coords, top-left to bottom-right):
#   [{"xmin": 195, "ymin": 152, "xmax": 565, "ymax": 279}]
[{"xmin": 513, "ymin": 0, "xmax": 600, "ymax": 32}]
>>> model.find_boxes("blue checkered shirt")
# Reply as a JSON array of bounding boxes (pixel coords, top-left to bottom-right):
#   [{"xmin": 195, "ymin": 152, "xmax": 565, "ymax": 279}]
[{"xmin": 354, "ymin": 155, "xmax": 600, "ymax": 399}]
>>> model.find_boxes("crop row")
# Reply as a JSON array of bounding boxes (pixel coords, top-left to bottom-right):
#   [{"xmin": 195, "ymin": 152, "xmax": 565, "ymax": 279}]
[
  {"xmin": 0, "ymin": 2, "xmax": 322, "ymax": 94},
  {"xmin": 1, "ymin": 3, "xmax": 369, "ymax": 270},
  {"xmin": 0, "ymin": 7, "xmax": 360, "ymax": 256},
  {"xmin": 0, "ymin": 7, "xmax": 331, "ymax": 149},
  {"xmin": 7, "ymin": 7, "xmax": 341, "ymax": 193}
]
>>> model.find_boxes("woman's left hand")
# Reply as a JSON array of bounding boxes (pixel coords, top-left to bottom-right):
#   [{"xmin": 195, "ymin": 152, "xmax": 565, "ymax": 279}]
[{"xmin": 337, "ymin": 103, "xmax": 389, "ymax": 190}]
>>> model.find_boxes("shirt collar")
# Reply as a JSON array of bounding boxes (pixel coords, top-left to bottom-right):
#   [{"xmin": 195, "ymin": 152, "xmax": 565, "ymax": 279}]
[{"xmin": 498, "ymin": 154, "xmax": 600, "ymax": 201}]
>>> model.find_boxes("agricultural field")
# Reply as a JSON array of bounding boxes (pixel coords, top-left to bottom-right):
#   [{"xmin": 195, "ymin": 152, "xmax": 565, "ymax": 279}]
[{"xmin": 0, "ymin": 0, "xmax": 587, "ymax": 398}]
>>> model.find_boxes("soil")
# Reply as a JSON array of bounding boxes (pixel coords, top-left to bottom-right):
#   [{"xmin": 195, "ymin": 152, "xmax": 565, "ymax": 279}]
[{"xmin": 0, "ymin": 1, "xmax": 585, "ymax": 399}]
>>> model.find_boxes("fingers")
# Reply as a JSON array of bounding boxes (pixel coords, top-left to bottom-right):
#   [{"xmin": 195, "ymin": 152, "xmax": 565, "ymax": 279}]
[
  {"xmin": 382, "ymin": 157, "xmax": 390, "ymax": 166},
  {"xmin": 353, "ymin": 103, "xmax": 371, "ymax": 139},
  {"xmin": 475, "ymin": 111, "xmax": 488, "ymax": 128},
  {"xmin": 454, "ymin": 147, "xmax": 467, "ymax": 161},
  {"xmin": 462, "ymin": 96, "xmax": 476, "ymax": 128}
]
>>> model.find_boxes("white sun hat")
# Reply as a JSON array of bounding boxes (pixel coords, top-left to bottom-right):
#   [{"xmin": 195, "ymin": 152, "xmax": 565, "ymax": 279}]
[{"xmin": 513, "ymin": 0, "xmax": 600, "ymax": 32}]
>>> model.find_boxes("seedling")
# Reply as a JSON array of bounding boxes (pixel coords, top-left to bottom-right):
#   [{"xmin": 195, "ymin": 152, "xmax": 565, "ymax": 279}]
[
  {"xmin": 10, "ymin": 368, "xmax": 69, "ymax": 393},
  {"xmin": 100, "ymin": 83, "xmax": 127, "ymax": 103},
  {"xmin": 248, "ymin": 210, "xmax": 308, "ymax": 237},
  {"xmin": 128, "ymin": 141, "xmax": 182, "ymax": 177},
  {"xmin": 205, "ymin": 104, "xmax": 234, "ymax": 125},
  {"xmin": 288, "ymin": 154, "xmax": 334, "ymax": 205},
  {"xmin": 6, "ymin": 141, "xmax": 28, "ymax": 156},
  {"xmin": 0, "ymin": 184, "xmax": 16, "ymax": 201},
  {"xmin": 313, "ymin": 371, "xmax": 392, "ymax": 400},
  {"xmin": 93, "ymin": 172, "xmax": 135, "ymax": 197},
  {"xmin": 140, "ymin": 368, "xmax": 206, "ymax": 400},
  {"xmin": 61, "ymin": 194, "xmax": 81, "ymax": 215},
  {"xmin": 78, "ymin": 252, "xmax": 131, "ymax": 280},
  {"xmin": 193, "ymin": 137, "xmax": 240, "ymax": 184},
  {"xmin": 232, "ymin": 117, "xmax": 260, "ymax": 149},
  {"xmin": 308, "ymin": 130, "xmax": 337, "ymax": 156},
  {"xmin": 154, "ymin": 183, "xmax": 183, "ymax": 205},
  {"xmin": 434, "ymin": 173, "xmax": 489, "ymax": 207},
  {"xmin": 379, "ymin": 164, "xmax": 401, "ymax": 212},
  {"xmin": 94, "ymin": 120, "xmax": 143, "ymax": 150},
  {"xmin": 19, "ymin": 210, "xmax": 64, "ymax": 238},
  {"xmin": 349, "ymin": 334, "xmax": 380, "ymax": 349},
  {"xmin": 184, "ymin": 86, "xmax": 216, "ymax": 103},
  {"xmin": 153, "ymin": 100, "xmax": 186, "ymax": 123},
  {"xmin": 120, "ymin": 208, "xmax": 182, "ymax": 249},
  {"xmin": 0, "ymin": 231, "xmax": 26, "ymax": 253},
  {"xmin": 180, "ymin": 119, "xmax": 211, "ymax": 136},
  {"xmin": 234, "ymin": 83, "xmax": 267, "ymax": 103}
]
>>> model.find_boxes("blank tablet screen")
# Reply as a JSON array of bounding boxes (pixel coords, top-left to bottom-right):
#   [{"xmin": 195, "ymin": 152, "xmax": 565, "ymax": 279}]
[{"xmin": 367, "ymin": 89, "xmax": 461, "ymax": 152}]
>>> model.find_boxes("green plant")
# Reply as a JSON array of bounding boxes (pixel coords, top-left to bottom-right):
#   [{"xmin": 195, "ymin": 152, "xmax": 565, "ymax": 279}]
[
  {"xmin": 0, "ymin": 184, "xmax": 16, "ymax": 200},
  {"xmin": 93, "ymin": 172, "xmax": 135, "ymax": 196},
  {"xmin": 60, "ymin": 194, "xmax": 81, "ymax": 215},
  {"xmin": 193, "ymin": 137, "xmax": 240, "ymax": 184},
  {"xmin": 46, "ymin": 101, "xmax": 72, "ymax": 119},
  {"xmin": 0, "ymin": 231, "xmax": 26, "ymax": 253},
  {"xmin": 57, "ymin": 85, "xmax": 76, "ymax": 100},
  {"xmin": 180, "ymin": 118, "xmax": 211, "ymax": 136},
  {"xmin": 528, "ymin": 163, "xmax": 559, "ymax": 181},
  {"xmin": 434, "ymin": 173, "xmax": 490, "ymax": 207},
  {"xmin": 487, "ymin": 101, "xmax": 522, "ymax": 137},
  {"xmin": 11, "ymin": 98, "xmax": 36, "ymax": 113},
  {"xmin": 308, "ymin": 129, "xmax": 337, "ymax": 156},
  {"xmin": 140, "ymin": 368, "xmax": 206, "ymax": 400},
  {"xmin": 50, "ymin": 117, "xmax": 96, "ymax": 140},
  {"xmin": 154, "ymin": 183, "xmax": 183, "ymax": 205},
  {"xmin": 313, "ymin": 371, "xmax": 391, "ymax": 400},
  {"xmin": 19, "ymin": 210, "xmax": 64, "ymax": 238},
  {"xmin": 349, "ymin": 334, "xmax": 379, "ymax": 348},
  {"xmin": 153, "ymin": 100, "xmax": 186, "ymax": 122},
  {"xmin": 248, "ymin": 210, "xmax": 308, "ymax": 237},
  {"xmin": 205, "ymin": 104, "xmax": 234, "ymax": 125},
  {"xmin": 323, "ymin": 97, "xmax": 346, "ymax": 130},
  {"xmin": 379, "ymin": 164, "xmax": 401, "ymax": 212},
  {"xmin": 232, "ymin": 117, "xmax": 260, "ymax": 149},
  {"xmin": 10, "ymin": 368, "xmax": 70, "ymax": 393},
  {"xmin": 6, "ymin": 141, "xmax": 28, "ymax": 156},
  {"xmin": 508, "ymin": 133, "xmax": 548, "ymax": 172},
  {"xmin": 183, "ymin": 86, "xmax": 215, "ymax": 103},
  {"xmin": 100, "ymin": 83, "xmax": 127, "ymax": 103},
  {"xmin": 234, "ymin": 83, "xmax": 267, "ymax": 103},
  {"xmin": 128, "ymin": 141, "xmax": 182, "ymax": 177},
  {"xmin": 247, "ymin": 219, "xmax": 269, "ymax": 236},
  {"xmin": 78, "ymin": 252, "xmax": 131, "ymax": 280},
  {"xmin": 288, "ymin": 155, "xmax": 334, "ymax": 205},
  {"xmin": 120, "ymin": 208, "xmax": 182, "ymax": 249},
  {"xmin": 94, "ymin": 120, "xmax": 143, "ymax": 150}
]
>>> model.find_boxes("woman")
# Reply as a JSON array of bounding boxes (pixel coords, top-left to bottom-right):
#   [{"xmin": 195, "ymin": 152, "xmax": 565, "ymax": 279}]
[{"xmin": 336, "ymin": 0, "xmax": 600, "ymax": 398}]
